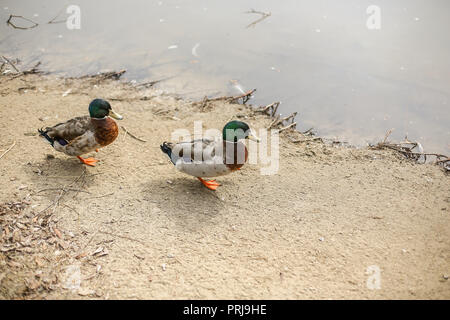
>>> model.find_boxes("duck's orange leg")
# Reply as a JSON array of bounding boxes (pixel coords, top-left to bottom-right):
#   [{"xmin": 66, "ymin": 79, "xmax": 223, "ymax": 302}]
[
  {"xmin": 77, "ymin": 156, "xmax": 99, "ymax": 167},
  {"xmin": 197, "ymin": 177, "xmax": 221, "ymax": 191},
  {"xmin": 95, "ymin": 149, "xmax": 99, "ymax": 152}
]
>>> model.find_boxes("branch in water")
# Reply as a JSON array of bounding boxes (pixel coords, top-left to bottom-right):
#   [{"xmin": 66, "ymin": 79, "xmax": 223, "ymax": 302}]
[{"xmin": 6, "ymin": 14, "xmax": 39, "ymax": 30}]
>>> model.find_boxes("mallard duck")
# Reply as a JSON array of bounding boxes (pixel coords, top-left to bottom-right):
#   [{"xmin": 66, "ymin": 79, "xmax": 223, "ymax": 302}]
[
  {"xmin": 160, "ymin": 120, "xmax": 260, "ymax": 190},
  {"xmin": 38, "ymin": 99, "xmax": 123, "ymax": 166}
]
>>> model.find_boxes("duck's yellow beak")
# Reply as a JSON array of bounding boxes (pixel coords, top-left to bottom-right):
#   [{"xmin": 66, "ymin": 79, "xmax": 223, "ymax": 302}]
[
  {"xmin": 109, "ymin": 109, "xmax": 123, "ymax": 120},
  {"xmin": 247, "ymin": 129, "xmax": 260, "ymax": 142}
]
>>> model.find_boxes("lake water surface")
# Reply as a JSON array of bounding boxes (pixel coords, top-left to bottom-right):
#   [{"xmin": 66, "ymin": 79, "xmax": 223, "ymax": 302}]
[{"xmin": 1, "ymin": 0, "xmax": 449, "ymax": 153}]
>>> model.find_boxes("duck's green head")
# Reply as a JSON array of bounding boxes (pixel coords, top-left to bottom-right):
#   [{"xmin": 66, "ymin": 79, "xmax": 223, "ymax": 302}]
[
  {"xmin": 89, "ymin": 99, "xmax": 123, "ymax": 120},
  {"xmin": 222, "ymin": 120, "xmax": 260, "ymax": 142}
]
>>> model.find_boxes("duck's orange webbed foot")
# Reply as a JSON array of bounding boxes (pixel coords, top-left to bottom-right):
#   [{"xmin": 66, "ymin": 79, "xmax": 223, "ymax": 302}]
[
  {"xmin": 197, "ymin": 177, "xmax": 221, "ymax": 191},
  {"xmin": 95, "ymin": 149, "xmax": 99, "ymax": 152},
  {"xmin": 77, "ymin": 156, "xmax": 99, "ymax": 167}
]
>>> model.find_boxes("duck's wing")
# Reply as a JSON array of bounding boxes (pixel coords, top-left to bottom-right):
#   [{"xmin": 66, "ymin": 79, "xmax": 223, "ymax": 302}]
[
  {"xmin": 171, "ymin": 138, "xmax": 218, "ymax": 164},
  {"xmin": 53, "ymin": 130, "xmax": 99, "ymax": 156},
  {"xmin": 44, "ymin": 116, "xmax": 92, "ymax": 142}
]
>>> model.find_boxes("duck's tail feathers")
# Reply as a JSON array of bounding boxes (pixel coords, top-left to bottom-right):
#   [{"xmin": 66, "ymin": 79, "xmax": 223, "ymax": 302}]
[
  {"xmin": 38, "ymin": 128, "xmax": 55, "ymax": 147},
  {"xmin": 38, "ymin": 128, "xmax": 69, "ymax": 148},
  {"xmin": 160, "ymin": 142, "xmax": 175, "ymax": 164}
]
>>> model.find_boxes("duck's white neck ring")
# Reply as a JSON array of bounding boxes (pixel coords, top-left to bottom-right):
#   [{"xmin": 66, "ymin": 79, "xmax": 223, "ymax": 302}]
[{"xmin": 91, "ymin": 116, "xmax": 107, "ymax": 120}]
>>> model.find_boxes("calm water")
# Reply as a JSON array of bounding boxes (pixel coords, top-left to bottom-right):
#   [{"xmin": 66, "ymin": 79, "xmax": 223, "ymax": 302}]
[{"xmin": 1, "ymin": 0, "xmax": 449, "ymax": 153}]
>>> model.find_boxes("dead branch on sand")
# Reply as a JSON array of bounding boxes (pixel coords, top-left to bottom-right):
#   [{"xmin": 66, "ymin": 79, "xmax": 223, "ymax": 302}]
[
  {"xmin": 370, "ymin": 130, "xmax": 449, "ymax": 172},
  {"xmin": 98, "ymin": 230, "xmax": 146, "ymax": 245},
  {"xmin": 253, "ymin": 101, "xmax": 298, "ymax": 132},
  {"xmin": 0, "ymin": 141, "xmax": 16, "ymax": 160},
  {"xmin": 21, "ymin": 61, "xmax": 42, "ymax": 75},
  {"xmin": 194, "ymin": 89, "xmax": 257, "ymax": 110},
  {"xmin": 255, "ymin": 101, "xmax": 280, "ymax": 117},
  {"xmin": 1, "ymin": 55, "xmax": 20, "ymax": 73},
  {"xmin": 1, "ymin": 57, "xmax": 43, "ymax": 78},
  {"xmin": 301, "ymin": 128, "xmax": 316, "ymax": 136},
  {"xmin": 121, "ymin": 126, "xmax": 147, "ymax": 142},
  {"xmin": 134, "ymin": 77, "xmax": 173, "ymax": 89},
  {"xmin": 77, "ymin": 69, "xmax": 126, "ymax": 81},
  {"xmin": 245, "ymin": 9, "xmax": 271, "ymax": 28},
  {"xmin": 289, "ymin": 137, "xmax": 323, "ymax": 144},
  {"xmin": 34, "ymin": 187, "xmax": 90, "ymax": 194},
  {"xmin": 6, "ymin": 14, "xmax": 39, "ymax": 29},
  {"xmin": 267, "ymin": 112, "xmax": 297, "ymax": 129},
  {"xmin": 226, "ymin": 88, "xmax": 257, "ymax": 104}
]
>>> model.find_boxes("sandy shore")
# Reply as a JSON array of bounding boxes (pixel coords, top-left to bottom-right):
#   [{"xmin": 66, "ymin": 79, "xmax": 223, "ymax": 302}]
[{"xmin": 0, "ymin": 72, "xmax": 449, "ymax": 299}]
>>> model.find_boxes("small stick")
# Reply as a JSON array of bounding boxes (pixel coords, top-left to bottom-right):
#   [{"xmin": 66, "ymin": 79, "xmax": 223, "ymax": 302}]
[
  {"xmin": 200, "ymin": 96, "xmax": 208, "ymax": 111},
  {"xmin": 382, "ymin": 129, "xmax": 394, "ymax": 143},
  {"xmin": 35, "ymin": 187, "xmax": 90, "ymax": 194},
  {"xmin": 278, "ymin": 112, "xmax": 297, "ymax": 125},
  {"xmin": 270, "ymin": 102, "xmax": 279, "ymax": 117},
  {"xmin": 268, "ymin": 112, "xmax": 297, "ymax": 129},
  {"xmin": 302, "ymin": 128, "xmax": 315, "ymax": 135},
  {"xmin": 267, "ymin": 115, "xmax": 280, "ymax": 129},
  {"xmin": 278, "ymin": 122, "xmax": 297, "ymax": 133},
  {"xmin": 121, "ymin": 126, "xmax": 147, "ymax": 142},
  {"xmin": 256, "ymin": 102, "xmax": 280, "ymax": 116},
  {"xmin": 135, "ymin": 77, "xmax": 171, "ymax": 88},
  {"xmin": 245, "ymin": 9, "xmax": 271, "ymax": 28},
  {"xmin": 205, "ymin": 88, "xmax": 257, "ymax": 104},
  {"xmin": 1, "ymin": 56, "xmax": 20, "ymax": 73},
  {"xmin": 290, "ymin": 137, "xmax": 323, "ymax": 143},
  {"xmin": 99, "ymin": 230, "xmax": 145, "ymax": 245},
  {"xmin": 22, "ymin": 61, "xmax": 41, "ymax": 75},
  {"xmin": 0, "ymin": 141, "xmax": 16, "ymax": 159},
  {"xmin": 87, "ymin": 192, "xmax": 114, "ymax": 200},
  {"xmin": 48, "ymin": 8, "xmax": 66, "ymax": 24},
  {"xmin": 231, "ymin": 88, "xmax": 256, "ymax": 104}
]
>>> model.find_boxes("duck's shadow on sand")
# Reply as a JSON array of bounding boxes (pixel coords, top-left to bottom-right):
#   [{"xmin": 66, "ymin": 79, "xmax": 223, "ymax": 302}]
[
  {"xmin": 25, "ymin": 157, "xmax": 97, "ymax": 200},
  {"xmin": 140, "ymin": 177, "xmax": 226, "ymax": 228}
]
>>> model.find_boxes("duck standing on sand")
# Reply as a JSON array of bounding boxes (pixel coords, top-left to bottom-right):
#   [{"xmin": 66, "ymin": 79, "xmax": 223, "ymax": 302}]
[
  {"xmin": 160, "ymin": 120, "xmax": 260, "ymax": 190},
  {"xmin": 38, "ymin": 99, "xmax": 123, "ymax": 166}
]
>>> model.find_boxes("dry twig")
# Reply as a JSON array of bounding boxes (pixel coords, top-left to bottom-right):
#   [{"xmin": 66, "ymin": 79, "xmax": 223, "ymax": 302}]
[
  {"xmin": 0, "ymin": 141, "xmax": 16, "ymax": 160},
  {"xmin": 2, "ymin": 58, "xmax": 43, "ymax": 79},
  {"xmin": 370, "ymin": 130, "xmax": 449, "ymax": 172},
  {"xmin": 77, "ymin": 70, "xmax": 126, "ymax": 81},
  {"xmin": 278, "ymin": 122, "xmax": 297, "ymax": 132},
  {"xmin": 48, "ymin": 8, "xmax": 66, "ymax": 24},
  {"xmin": 121, "ymin": 126, "xmax": 147, "ymax": 142},
  {"xmin": 134, "ymin": 77, "xmax": 172, "ymax": 89},
  {"xmin": 196, "ymin": 89, "xmax": 257, "ymax": 107},
  {"xmin": 98, "ymin": 230, "xmax": 145, "ymax": 245},
  {"xmin": 290, "ymin": 137, "xmax": 323, "ymax": 143},
  {"xmin": 87, "ymin": 192, "xmax": 114, "ymax": 200},
  {"xmin": 245, "ymin": 9, "xmax": 271, "ymax": 28},
  {"xmin": 256, "ymin": 102, "xmax": 280, "ymax": 117},
  {"xmin": 1, "ymin": 56, "xmax": 20, "ymax": 73}
]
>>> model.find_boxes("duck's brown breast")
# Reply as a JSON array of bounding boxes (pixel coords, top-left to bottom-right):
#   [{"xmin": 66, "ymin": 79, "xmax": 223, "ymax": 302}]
[
  {"xmin": 223, "ymin": 140, "xmax": 248, "ymax": 171},
  {"xmin": 91, "ymin": 117, "xmax": 119, "ymax": 146}
]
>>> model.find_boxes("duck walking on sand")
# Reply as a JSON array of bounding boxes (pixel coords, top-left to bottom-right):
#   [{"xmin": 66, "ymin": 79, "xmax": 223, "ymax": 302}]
[
  {"xmin": 160, "ymin": 120, "xmax": 260, "ymax": 190},
  {"xmin": 38, "ymin": 99, "xmax": 123, "ymax": 166}
]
